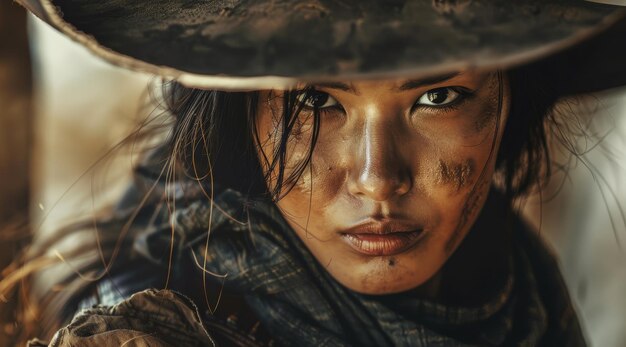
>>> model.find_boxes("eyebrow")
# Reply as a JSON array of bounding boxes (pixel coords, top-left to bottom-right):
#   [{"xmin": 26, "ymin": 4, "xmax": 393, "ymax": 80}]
[
  {"xmin": 310, "ymin": 71, "xmax": 462, "ymax": 95},
  {"xmin": 313, "ymin": 82, "xmax": 357, "ymax": 94},
  {"xmin": 396, "ymin": 72, "xmax": 461, "ymax": 91}
]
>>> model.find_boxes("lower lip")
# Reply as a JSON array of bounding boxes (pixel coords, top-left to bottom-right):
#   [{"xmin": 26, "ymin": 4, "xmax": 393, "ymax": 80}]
[{"xmin": 341, "ymin": 230, "xmax": 424, "ymax": 256}]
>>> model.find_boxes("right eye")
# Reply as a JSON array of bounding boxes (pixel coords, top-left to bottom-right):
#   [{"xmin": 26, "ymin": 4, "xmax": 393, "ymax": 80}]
[
  {"xmin": 296, "ymin": 90, "xmax": 339, "ymax": 109},
  {"xmin": 416, "ymin": 87, "xmax": 461, "ymax": 107}
]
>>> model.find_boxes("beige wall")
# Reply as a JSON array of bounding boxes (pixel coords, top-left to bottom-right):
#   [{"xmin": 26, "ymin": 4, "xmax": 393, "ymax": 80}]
[
  {"xmin": 29, "ymin": 15, "xmax": 153, "ymax": 236},
  {"xmin": 523, "ymin": 89, "xmax": 626, "ymax": 347},
  {"xmin": 0, "ymin": 3, "xmax": 32, "ymax": 345}
]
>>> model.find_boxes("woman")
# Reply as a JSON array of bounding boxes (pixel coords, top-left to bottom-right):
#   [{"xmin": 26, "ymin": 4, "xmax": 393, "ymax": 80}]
[{"xmin": 13, "ymin": 0, "xmax": 626, "ymax": 346}]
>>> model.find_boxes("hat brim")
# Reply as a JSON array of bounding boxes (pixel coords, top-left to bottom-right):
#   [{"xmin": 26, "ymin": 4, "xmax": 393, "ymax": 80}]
[{"xmin": 17, "ymin": 0, "xmax": 626, "ymax": 92}]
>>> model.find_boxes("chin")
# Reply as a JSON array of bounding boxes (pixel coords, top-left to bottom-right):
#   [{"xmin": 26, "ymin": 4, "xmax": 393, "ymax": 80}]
[{"xmin": 331, "ymin": 254, "xmax": 442, "ymax": 295}]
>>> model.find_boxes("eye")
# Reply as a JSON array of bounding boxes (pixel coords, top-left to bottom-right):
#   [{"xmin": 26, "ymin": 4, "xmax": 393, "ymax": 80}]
[
  {"xmin": 296, "ymin": 90, "xmax": 339, "ymax": 109},
  {"xmin": 416, "ymin": 87, "xmax": 460, "ymax": 106}
]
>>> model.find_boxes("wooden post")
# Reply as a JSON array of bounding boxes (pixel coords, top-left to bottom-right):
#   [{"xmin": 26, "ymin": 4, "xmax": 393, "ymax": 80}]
[{"xmin": 0, "ymin": 1, "xmax": 33, "ymax": 344}]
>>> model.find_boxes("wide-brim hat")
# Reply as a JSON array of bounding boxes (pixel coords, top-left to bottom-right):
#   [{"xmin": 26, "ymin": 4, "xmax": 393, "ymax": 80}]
[{"xmin": 15, "ymin": 0, "xmax": 626, "ymax": 94}]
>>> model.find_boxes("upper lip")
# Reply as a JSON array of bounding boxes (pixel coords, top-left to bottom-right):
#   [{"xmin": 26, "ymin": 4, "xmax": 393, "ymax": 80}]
[{"xmin": 341, "ymin": 219, "xmax": 423, "ymax": 235}]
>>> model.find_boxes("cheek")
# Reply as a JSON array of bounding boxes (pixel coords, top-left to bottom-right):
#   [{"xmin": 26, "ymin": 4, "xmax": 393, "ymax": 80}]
[
  {"xmin": 425, "ymin": 83, "xmax": 508, "ymax": 253},
  {"xmin": 256, "ymin": 101, "xmax": 320, "ymax": 192},
  {"xmin": 258, "ymin": 126, "xmax": 346, "ymax": 226},
  {"xmin": 417, "ymin": 135, "xmax": 488, "ymax": 204},
  {"xmin": 421, "ymin": 76, "xmax": 505, "ymax": 195},
  {"xmin": 299, "ymin": 133, "xmax": 346, "ymax": 187},
  {"xmin": 435, "ymin": 158, "xmax": 475, "ymax": 192},
  {"xmin": 282, "ymin": 135, "xmax": 348, "ymax": 218}
]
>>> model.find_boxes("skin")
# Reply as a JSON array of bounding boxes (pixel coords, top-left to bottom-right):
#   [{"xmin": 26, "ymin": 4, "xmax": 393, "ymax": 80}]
[{"xmin": 255, "ymin": 70, "xmax": 511, "ymax": 298}]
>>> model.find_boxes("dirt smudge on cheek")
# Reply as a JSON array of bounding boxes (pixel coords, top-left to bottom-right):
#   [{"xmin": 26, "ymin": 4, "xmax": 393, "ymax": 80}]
[{"xmin": 437, "ymin": 158, "xmax": 475, "ymax": 191}]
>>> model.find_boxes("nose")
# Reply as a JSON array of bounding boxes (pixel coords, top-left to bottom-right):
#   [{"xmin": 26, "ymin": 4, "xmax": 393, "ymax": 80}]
[{"xmin": 349, "ymin": 119, "xmax": 412, "ymax": 201}]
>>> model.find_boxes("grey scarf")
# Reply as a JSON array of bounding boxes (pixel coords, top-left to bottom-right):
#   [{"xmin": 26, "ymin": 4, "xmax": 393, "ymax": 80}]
[{"xmin": 131, "ymin": 186, "xmax": 584, "ymax": 347}]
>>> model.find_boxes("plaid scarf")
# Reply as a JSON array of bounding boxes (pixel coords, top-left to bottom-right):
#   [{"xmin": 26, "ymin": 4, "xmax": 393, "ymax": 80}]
[{"xmin": 129, "ymin": 184, "xmax": 585, "ymax": 347}]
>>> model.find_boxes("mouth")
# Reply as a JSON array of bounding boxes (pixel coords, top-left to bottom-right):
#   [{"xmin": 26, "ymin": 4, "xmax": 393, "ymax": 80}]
[{"xmin": 339, "ymin": 220, "xmax": 425, "ymax": 256}]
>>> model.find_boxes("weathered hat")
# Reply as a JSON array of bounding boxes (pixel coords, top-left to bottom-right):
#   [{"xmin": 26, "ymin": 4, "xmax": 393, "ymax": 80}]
[{"xmin": 15, "ymin": 0, "xmax": 626, "ymax": 93}]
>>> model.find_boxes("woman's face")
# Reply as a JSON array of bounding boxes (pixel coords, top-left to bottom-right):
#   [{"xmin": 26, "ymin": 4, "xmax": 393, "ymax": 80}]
[{"xmin": 255, "ymin": 70, "xmax": 510, "ymax": 294}]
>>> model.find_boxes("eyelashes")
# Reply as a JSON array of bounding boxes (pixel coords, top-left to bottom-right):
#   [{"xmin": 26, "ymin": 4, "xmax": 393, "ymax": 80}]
[
  {"xmin": 294, "ymin": 89, "xmax": 345, "ymax": 116},
  {"xmin": 411, "ymin": 87, "xmax": 475, "ymax": 114},
  {"xmin": 296, "ymin": 90, "xmax": 339, "ymax": 109}
]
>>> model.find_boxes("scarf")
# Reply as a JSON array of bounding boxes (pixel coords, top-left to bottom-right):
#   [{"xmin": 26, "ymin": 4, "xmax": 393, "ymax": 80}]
[{"xmin": 133, "ymin": 184, "xmax": 585, "ymax": 347}]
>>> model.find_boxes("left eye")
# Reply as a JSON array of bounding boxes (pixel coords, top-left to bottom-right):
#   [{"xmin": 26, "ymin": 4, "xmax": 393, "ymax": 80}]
[
  {"xmin": 416, "ymin": 88, "xmax": 460, "ymax": 106},
  {"xmin": 297, "ymin": 91, "xmax": 338, "ymax": 109}
]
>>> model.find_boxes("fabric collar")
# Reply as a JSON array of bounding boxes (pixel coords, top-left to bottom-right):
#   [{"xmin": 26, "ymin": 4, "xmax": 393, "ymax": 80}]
[{"xmin": 133, "ymin": 185, "xmax": 577, "ymax": 346}]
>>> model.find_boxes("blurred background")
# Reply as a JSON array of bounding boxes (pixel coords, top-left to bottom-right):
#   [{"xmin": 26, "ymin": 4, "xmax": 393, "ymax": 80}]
[{"xmin": 1, "ymin": 2, "xmax": 626, "ymax": 346}]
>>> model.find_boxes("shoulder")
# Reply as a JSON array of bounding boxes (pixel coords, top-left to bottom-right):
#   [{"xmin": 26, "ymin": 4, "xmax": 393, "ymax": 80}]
[{"xmin": 44, "ymin": 289, "xmax": 274, "ymax": 347}]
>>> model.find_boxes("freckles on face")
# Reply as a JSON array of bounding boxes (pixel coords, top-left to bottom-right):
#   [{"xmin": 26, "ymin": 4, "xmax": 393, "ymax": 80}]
[{"xmin": 254, "ymin": 71, "xmax": 510, "ymax": 295}]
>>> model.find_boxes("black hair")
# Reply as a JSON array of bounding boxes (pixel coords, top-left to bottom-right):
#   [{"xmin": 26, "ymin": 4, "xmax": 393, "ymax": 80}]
[{"xmin": 164, "ymin": 86, "xmax": 328, "ymax": 200}]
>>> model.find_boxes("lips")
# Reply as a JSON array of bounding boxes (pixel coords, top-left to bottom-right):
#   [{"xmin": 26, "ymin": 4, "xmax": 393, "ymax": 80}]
[{"xmin": 339, "ymin": 220, "xmax": 425, "ymax": 256}]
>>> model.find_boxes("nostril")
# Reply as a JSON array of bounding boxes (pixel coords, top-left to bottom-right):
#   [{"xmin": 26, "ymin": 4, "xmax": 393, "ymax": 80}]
[{"xmin": 394, "ymin": 171, "xmax": 412, "ymax": 196}]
